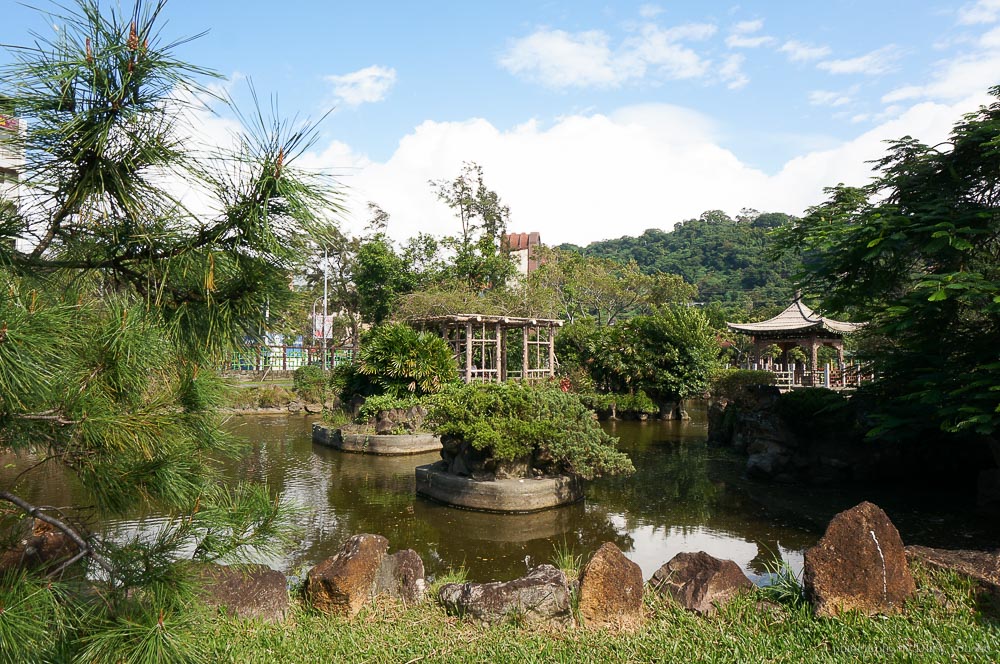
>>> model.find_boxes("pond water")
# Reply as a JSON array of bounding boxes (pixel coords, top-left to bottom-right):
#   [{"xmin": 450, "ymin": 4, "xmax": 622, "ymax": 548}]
[{"xmin": 6, "ymin": 407, "xmax": 998, "ymax": 584}]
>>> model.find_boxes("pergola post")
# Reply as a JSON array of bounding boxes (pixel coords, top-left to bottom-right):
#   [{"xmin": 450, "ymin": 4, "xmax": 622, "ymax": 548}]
[
  {"xmin": 496, "ymin": 324, "xmax": 503, "ymax": 382},
  {"xmin": 547, "ymin": 326, "xmax": 556, "ymax": 377},
  {"xmin": 522, "ymin": 326, "xmax": 529, "ymax": 381},
  {"xmin": 464, "ymin": 321, "xmax": 473, "ymax": 383}
]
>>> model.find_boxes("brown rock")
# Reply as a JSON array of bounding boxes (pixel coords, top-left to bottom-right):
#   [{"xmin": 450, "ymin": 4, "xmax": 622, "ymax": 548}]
[
  {"xmin": 306, "ymin": 534, "xmax": 389, "ymax": 617},
  {"xmin": 438, "ymin": 565, "xmax": 573, "ymax": 627},
  {"xmin": 0, "ymin": 520, "xmax": 77, "ymax": 573},
  {"xmin": 193, "ymin": 563, "xmax": 289, "ymax": 622},
  {"xmin": 375, "ymin": 549, "xmax": 426, "ymax": 605},
  {"xmin": 803, "ymin": 501, "xmax": 916, "ymax": 617},
  {"xmin": 649, "ymin": 551, "xmax": 753, "ymax": 615},
  {"xmin": 905, "ymin": 545, "xmax": 1000, "ymax": 599},
  {"xmin": 578, "ymin": 542, "xmax": 644, "ymax": 628}
]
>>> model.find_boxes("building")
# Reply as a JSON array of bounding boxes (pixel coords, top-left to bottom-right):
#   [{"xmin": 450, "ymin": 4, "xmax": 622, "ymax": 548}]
[
  {"xmin": 503, "ymin": 231, "xmax": 541, "ymax": 276},
  {"xmin": 0, "ymin": 99, "xmax": 23, "ymax": 204}
]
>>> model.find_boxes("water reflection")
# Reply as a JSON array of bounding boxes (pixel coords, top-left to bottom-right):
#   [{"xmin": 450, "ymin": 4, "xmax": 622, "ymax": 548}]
[{"xmin": 5, "ymin": 409, "xmax": 998, "ymax": 584}]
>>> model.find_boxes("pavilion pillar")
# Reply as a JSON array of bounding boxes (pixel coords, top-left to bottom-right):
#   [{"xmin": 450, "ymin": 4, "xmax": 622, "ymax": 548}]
[{"xmin": 464, "ymin": 322, "xmax": 473, "ymax": 383}]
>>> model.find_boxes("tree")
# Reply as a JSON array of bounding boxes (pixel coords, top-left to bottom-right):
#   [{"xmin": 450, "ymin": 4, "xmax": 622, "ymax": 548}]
[
  {"xmin": 432, "ymin": 162, "xmax": 516, "ymax": 291},
  {"xmin": 529, "ymin": 247, "xmax": 696, "ymax": 325},
  {"xmin": 0, "ymin": 2, "xmax": 337, "ymax": 659},
  {"xmin": 776, "ymin": 87, "xmax": 1000, "ymax": 440}
]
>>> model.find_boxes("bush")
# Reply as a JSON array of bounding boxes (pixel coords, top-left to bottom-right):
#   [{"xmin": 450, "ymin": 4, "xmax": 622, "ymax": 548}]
[
  {"xmin": 356, "ymin": 394, "xmax": 426, "ymax": 423},
  {"xmin": 334, "ymin": 323, "xmax": 459, "ymax": 401},
  {"xmin": 427, "ymin": 382, "xmax": 635, "ymax": 479},
  {"xmin": 710, "ymin": 369, "xmax": 777, "ymax": 399},
  {"xmin": 293, "ymin": 365, "xmax": 327, "ymax": 403},
  {"xmin": 577, "ymin": 390, "xmax": 658, "ymax": 416}
]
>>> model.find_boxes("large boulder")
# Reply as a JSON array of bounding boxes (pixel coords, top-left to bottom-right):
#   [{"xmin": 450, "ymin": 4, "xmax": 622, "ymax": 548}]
[
  {"xmin": 193, "ymin": 563, "xmax": 289, "ymax": 623},
  {"xmin": 578, "ymin": 542, "xmax": 644, "ymax": 628},
  {"xmin": 649, "ymin": 551, "xmax": 753, "ymax": 615},
  {"xmin": 803, "ymin": 501, "xmax": 916, "ymax": 617},
  {"xmin": 438, "ymin": 565, "xmax": 574, "ymax": 627},
  {"xmin": 306, "ymin": 534, "xmax": 389, "ymax": 617},
  {"xmin": 375, "ymin": 549, "xmax": 427, "ymax": 605}
]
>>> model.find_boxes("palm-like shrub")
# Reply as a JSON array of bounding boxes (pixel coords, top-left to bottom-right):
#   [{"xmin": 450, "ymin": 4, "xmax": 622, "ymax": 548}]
[
  {"xmin": 333, "ymin": 323, "xmax": 459, "ymax": 400},
  {"xmin": 427, "ymin": 382, "xmax": 635, "ymax": 480}
]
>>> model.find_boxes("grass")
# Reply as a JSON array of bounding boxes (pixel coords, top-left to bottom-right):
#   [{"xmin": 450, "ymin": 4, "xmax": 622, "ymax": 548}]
[{"xmin": 195, "ymin": 564, "xmax": 1000, "ymax": 663}]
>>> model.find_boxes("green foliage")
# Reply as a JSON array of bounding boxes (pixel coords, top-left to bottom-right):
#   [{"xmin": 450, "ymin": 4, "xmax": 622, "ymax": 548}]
[
  {"xmin": 354, "ymin": 235, "xmax": 417, "ymax": 325},
  {"xmin": 432, "ymin": 162, "xmax": 516, "ymax": 291},
  {"xmin": 356, "ymin": 394, "xmax": 425, "ymax": 422},
  {"xmin": 293, "ymin": 365, "xmax": 327, "ymax": 403},
  {"xmin": 529, "ymin": 247, "xmax": 697, "ymax": 325},
  {"xmin": 709, "ymin": 369, "xmax": 777, "ymax": 399},
  {"xmin": 0, "ymin": 1, "xmax": 333, "ymax": 659},
  {"xmin": 427, "ymin": 382, "xmax": 634, "ymax": 479},
  {"xmin": 776, "ymin": 86, "xmax": 1000, "ymax": 437},
  {"xmin": 556, "ymin": 305, "xmax": 721, "ymax": 402},
  {"xmin": 561, "ymin": 209, "xmax": 799, "ymax": 310},
  {"xmin": 336, "ymin": 323, "xmax": 459, "ymax": 401},
  {"xmin": 577, "ymin": 390, "xmax": 658, "ymax": 415},
  {"xmin": 760, "ymin": 558, "xmax": 806, "ymax": 609}
]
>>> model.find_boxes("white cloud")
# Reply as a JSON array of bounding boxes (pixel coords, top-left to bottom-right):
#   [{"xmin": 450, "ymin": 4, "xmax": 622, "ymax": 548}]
[
  {"xmin": 297, "ymin": 94, "xmax": 988, "ymax": 247},
  {"xmin": 818, "ymin": 46, "xmax": 899, "ymax": 75},
  {"xmin": 957, "ymin": 0, "xmax": 1000, "ymax": 24},
  {"xmin": 720, "ymin": 54, "xmax": 749, "ymax": 89},
  {"xmin": 780, "ymin": 40, "xmax": 831, "ymax": 62},
  {"xmin": 809, "ymin": 90, "xmax": 852, "ymax": 107},
  {"xmin": 638, "ymin": 4, "xmax": 663, "ymax": 19},
  {"xmin": 881, "ymin": 26, "xmax": 1000, "ymax": 103},
  {"xmin": 499, "ymin": 23, "xmax": 716, "ymax": 89},
  {"xmin": 325, "ymin": 65, "xmax": 397, "ymax": 107},
  {"xmin": 726, "ymin": 19, "xmax": 774, "ymax": 48}
]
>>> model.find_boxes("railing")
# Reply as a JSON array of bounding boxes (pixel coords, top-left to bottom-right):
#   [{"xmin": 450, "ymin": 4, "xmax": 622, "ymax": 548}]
[
  {"xmin": 226, "ymin": 345, "xmax": 355, "ymax": 372},
  {"xmin": 749, "ymin": 362, "xmax": 874, "ymax": 391}
]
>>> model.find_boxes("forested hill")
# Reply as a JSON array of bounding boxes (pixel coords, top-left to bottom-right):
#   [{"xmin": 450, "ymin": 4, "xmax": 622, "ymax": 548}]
[{"xmin": 559, "ymin": 210, "xmax": 800, "ymax": 309}]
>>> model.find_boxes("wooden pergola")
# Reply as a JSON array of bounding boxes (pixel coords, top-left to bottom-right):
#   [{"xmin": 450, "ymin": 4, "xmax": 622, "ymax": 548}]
[
  {"xmin": 727, "ymin": 298, "xmax": 864, "ymax": 369},
  {"xmin": 410, "ymin": 314, "xmax": 563, "ymax": 383}
]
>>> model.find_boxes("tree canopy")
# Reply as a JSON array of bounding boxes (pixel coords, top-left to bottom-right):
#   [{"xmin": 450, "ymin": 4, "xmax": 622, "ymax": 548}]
[
  {"xmin": 776, "ymin": 88, "xmax": 1000, "ymax": 440},
  {"xmin": 0, "ymin": 1, "xmax": 338, "ymax": 659}
]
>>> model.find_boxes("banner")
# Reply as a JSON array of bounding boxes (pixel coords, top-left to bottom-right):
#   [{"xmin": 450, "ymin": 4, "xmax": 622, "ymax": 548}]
[{"xmin": 312, "ymin": 314, "xmax": 335, "ymax": 339}]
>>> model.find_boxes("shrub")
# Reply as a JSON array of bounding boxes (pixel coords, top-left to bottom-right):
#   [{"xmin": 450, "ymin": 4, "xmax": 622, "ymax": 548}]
[
  {"xmin": 427, "ymin": 382, "xmax": 635, "ymax": 480},
  {"xmin": 577, "ymin": 390, "xmax": 658, "ymax": 416},
  {"xmin": 293, "ymin": 365, "xmax": 327, "ymax": 403},
  {"xmin": 356, "ymin": 394, "xmax": 426, "ymax": 423},
  {"xmin": 334, "ymin": 323, "xmax": 459, "ymax": 401},
  {"xmin": 710, "ymin": 369, "xmax": 777, "ymax": 399}
]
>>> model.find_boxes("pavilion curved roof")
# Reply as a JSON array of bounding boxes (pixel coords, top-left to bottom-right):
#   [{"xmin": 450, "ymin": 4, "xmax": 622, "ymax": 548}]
[{"xmin": 726, "ymin": 299, "xmax": 864, "ymax": 336}]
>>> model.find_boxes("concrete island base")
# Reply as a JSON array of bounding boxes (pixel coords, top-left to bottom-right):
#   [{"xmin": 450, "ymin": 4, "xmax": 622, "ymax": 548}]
[
  {"xmin": 312, "ymin": 424, "xmax": 442, "ymax": 455},
  {"xmin": 415, "ymin": 462, "xmax": 584, "ymax": 513}
]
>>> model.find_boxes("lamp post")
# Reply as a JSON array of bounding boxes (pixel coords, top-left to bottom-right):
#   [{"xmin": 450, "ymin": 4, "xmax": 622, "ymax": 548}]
[{"xmin": 322, "ymin": 247, "xmax": 328, "ymax": 371}]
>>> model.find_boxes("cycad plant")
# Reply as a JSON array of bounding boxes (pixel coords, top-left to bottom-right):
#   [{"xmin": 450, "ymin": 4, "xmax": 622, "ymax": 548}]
[{"xmin": 0, "ymin": 1, "xmax": 338, "ymax": 660}]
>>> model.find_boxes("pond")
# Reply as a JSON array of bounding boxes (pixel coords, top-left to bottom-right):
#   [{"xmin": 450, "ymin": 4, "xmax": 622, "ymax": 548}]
[{"xmin": 6, "ymin": 406, "xmax": 998, "ymax": 584}]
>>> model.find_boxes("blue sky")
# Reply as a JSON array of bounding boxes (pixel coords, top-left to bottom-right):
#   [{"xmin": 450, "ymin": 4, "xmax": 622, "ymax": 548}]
[{"xmin": 3, "ymin": 0, "xmax": 1000, "ymax": 244}]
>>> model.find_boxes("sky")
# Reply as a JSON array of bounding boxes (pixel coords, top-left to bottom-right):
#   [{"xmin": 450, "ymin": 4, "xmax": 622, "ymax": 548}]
[{"xmin": 2, "ymin": 0, "xmax": 1000, "ymax": 245}]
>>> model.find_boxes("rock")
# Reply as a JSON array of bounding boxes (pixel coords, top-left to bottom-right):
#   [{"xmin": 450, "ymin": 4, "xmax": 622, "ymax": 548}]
[
  {"xmin": 287, "ymin": 401, "xmax": 303, "ymax": 413},
  {"xmin": 193, "ymin": 563, "xmax": 289, "ymax": 622},
  {"xmin": 649, "ymin": 551, "xmax": 752, "ymax": 615},
  {"xmin": 304, "ymin": 402, "xmax": 323, "ymax": 414},
  {"xmin": 306, "ymin": 534, "xmax": 389, "ymax": 617},
  {"xmin": 375, "ymin": 549, "xmax": 426, "ymax": 605},
  {"xmin": 905, "ymin": 545, "xmax": 1000, "ymax": 599},
  {"xmin": 438, "ymin": 565, "xmax": 574, "ymax": 627},
  {"xmin": 803, "ymin": 501, "xmax": 916, "ymax": 617},
  {"xmin": 0, "ymin": 520, "xmax": 76, "ymax": 572},
  {"xmin": 578, "ymin": 542, "xmax": 644, "ymax": 628}
]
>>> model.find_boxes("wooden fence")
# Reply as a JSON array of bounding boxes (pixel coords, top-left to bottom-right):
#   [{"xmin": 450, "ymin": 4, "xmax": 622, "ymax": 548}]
[{"xmin": 747, "ymin": 362, "xmax": 874, "ymax": 391}]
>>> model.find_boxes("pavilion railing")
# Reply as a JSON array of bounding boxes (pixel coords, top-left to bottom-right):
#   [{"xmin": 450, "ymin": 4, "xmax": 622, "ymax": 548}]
[{"xmin": 748, "ymin": 362, "xmax": 874, "ymax": 391}]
